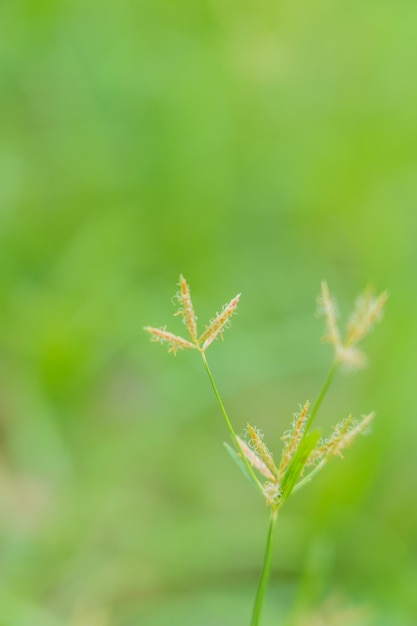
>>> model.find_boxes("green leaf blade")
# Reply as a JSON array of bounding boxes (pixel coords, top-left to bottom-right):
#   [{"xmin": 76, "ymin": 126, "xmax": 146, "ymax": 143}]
[
  {"xmin": 223, "ymin": 442, "xmax": 261, "ymax": 492},
  {"xmin": 280, "ymin": 430, "xmax": 321, "ymax": 502}
]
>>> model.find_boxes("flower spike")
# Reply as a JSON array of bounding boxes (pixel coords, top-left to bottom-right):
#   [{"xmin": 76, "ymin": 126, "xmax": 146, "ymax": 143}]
[
  {"xmin": 175, "ymin": 274, "xmax": 198, "ymax": 343},
  {"xmin": 144, "ymin": 326, "xmax": 196, "ymax": 355},
  {"xmin": 346, "ymin": 288, "xmax": 388, "ymax": 346},
  {"xmin": 237, "ymin": 436, "xmax": 275, "ymax": 481},
  {"xmin": 318, "ymin": 281, "xmax": 341, "ymax": 351},
  {"xmin": 144, "ymin": 275, "xmax": 241, "ymax": 355},
  {"xmin": 318, "ymin": 281, "xmax": 388, "ymax": 369},
  {"xmin": 198, "ymin": 294, "xmax": 241, "ymax": 350}
]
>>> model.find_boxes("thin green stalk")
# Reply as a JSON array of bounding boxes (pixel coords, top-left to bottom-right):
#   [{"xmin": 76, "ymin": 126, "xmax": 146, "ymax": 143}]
[
  {"xmin": 250, "ymin": 507, "xmax": 278, "ymax": 626},
  {"xmin": 200, "ymin": 352, "xmax": 263, "ymax": 494},
  {"xmin": 304, "ymin": 361, "xmax": 338, "ymax": 433}
]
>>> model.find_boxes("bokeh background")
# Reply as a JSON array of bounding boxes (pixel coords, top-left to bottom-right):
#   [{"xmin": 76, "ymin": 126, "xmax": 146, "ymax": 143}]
[{"xmin": 1, "ymin": 1, "xmax": 417, "ymax": 625}]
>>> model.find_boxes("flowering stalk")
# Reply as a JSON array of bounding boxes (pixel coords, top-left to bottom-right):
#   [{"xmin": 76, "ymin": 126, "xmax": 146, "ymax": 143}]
[
  {"xmin": 145, "ymin": 275, "xmax": 261, "ymax": 493},
  {"xmin": 200, "ymin": 351, "xmax": 263, "ymax": 495},
  {"xmin": 145, "ymin": 276, "xmax": 387, "ymax": 626}
]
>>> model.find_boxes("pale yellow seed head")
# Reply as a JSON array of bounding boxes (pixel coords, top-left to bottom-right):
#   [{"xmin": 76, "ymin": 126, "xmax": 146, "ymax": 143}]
[
  {"xmin": 144, "ymin": 326, "xmax": 196, "ymax": 355},
  {"xmin": 245, "ymin": 424, "xmax": 277, "ymax": 478},
  {"xmin": 307, "ymin": 413, "xmax": 374, "ymax": 467},
  {"xmin": 317, "ymin": 281, "xmax": 342, "ymax": 352},
  {"xmin": 333, "ymin": 412, "xmax": 374, "ymax": 454},
  {"xmin": 237, "ymin": 436, "xmax": 275, "ymax": 480},
  {"xmin": 345, "ymin": 289, "xmax": 388, "ymax": 347},
  {"xmin": 279, "ymin": 401, "xmax": 310, "ymax": 474},
  {"xmin": 175, "ymin": 275, "xmax": 198, "ymax": 343},
  {"xmin": 199, "ymin": 293, "xmax": 241, "ymax": 350}
]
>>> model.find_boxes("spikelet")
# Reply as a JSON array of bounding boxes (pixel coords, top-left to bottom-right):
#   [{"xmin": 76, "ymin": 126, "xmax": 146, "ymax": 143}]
[
  {"xmin": 144, "ymin": 326, "xmax": 196, "ymax": 355},
  {"xmin": 175, "ymin": 274, "xmax": 198, "ymax": 343},
  {"xmin": 331, "ymin": 412, "xmax": 374, "ymax": 456},
  {"xmin": 237, "ymin": 436, "xmax": 275, "ymax": 480},
  {"xmin": 245, "ymin": 424, "xmax": 278, "ymax": 479},
  {"xmin": 345, "ymin": 288, "xmax": 388, "ymax": 347},
  {"xmin": 317, "ymin": 282, "xmax": 387, "ymax": 369},
  {"xmin": 317, "ymin": 281, "xmax": 342, "ymax": 352},
  {"xmin": 198, "ymin": 294, "xmax": 241, "ymax": 350},
  {"xmin": 306, "ymin": 415, "xmax": 353, "ymax": 467},
  {"xmin": 306, "ymin": 413, "xmax": 374, "ymax": 468},
  {"xmin": 279, "ymin": 402, "xmax": 310, "ymax": 474}
]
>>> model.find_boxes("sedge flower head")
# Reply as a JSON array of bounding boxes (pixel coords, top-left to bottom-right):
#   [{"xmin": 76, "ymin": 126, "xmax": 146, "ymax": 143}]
[
  {"xmin": 145, "ymin": 275, "xmax": 240, "ymax": 355},
  {"xmin": 318, "ymin": 281, "xmax": 388, "ymax": 369},
  {"xmin": 238, "ymin": 407, "xmax": 375, "ymax": 508}
]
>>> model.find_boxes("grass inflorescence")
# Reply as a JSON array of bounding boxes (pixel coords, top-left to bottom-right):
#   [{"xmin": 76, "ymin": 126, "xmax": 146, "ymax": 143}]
[{"xmin": 145, "ymin": 276, "xmax": 387, "ymax": 626}]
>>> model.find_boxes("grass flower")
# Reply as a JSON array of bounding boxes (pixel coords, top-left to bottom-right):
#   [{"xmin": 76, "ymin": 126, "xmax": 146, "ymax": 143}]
[
  {"xmin": 236, "ymin": 437, "xmax": 275, "ymax": 481},
  {"xmin": 198, "ymin": 294, "xmax": 241, "ymax": 350},
  {"xmin": 279, "ymin": 401, "xmax": 310, "ymax": 475},
  {"xmin": 143, "ymin": 326, "xmax": 196, "ymax": 354},
  {"xmin": 175, "ymin": 274, "xmax": 198, "ymax": 343},
  {"xmin": 144, "ymin": 275, "xmax": 240, "ymax": 354},
  {"xmin": 318, "ymin": 281, "xmax": 388, "ymax": 369}
]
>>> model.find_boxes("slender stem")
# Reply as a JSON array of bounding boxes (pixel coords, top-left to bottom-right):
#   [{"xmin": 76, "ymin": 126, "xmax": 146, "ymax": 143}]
[
  {"xmin": 200, "ymin": 351, "xmax": 264, "ymax": 494},
  {"xmin": 304, "ymin": 361, "xmax": 338, "ymax": 433},
  {"xmin": 250, "ymin": 508, "xmax": 278, "ymax": 626}
]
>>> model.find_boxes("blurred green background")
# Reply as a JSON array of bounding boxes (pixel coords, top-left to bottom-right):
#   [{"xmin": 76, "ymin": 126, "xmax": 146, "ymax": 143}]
[{"xmin": 1, "ymin": 1, "xmax": 416, "ymax": 625}]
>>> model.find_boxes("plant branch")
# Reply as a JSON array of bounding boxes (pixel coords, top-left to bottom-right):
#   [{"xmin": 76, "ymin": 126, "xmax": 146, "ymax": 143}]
[
  {"xmin": 305, "ymin": 361, "xmax": 338, "ymax": 433},
  {"xmin": 200, "ymin": 351, "xmax": 264, "ymax": 495},
  {"xmin": 250, "ymin": 507, "xmax": 278, "ymax": 626}
]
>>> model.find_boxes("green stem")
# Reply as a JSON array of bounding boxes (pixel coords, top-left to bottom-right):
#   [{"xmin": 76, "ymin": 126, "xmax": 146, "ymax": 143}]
[
  {"xmin": 200, "ymin": 351, "xmax": 263, "ymax": 494},
  {"xmin": 304, "ymin": 361, "xmax": 338, "ymax": 433},
  {"xmin": 250, "ymin": 508, "xmax": 278, "ymax": 626}
]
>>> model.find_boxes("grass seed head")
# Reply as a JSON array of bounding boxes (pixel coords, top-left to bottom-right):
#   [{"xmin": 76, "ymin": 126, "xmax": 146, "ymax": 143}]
[
  {"xmin": 245, "ymin": 424, "xmax": 278, "ymax": 479},
  {"xmin": 175, "ymin": 274, "xmax": 198, "ymax": 343},
  {"xmin": 279, "ymin": 401, "xmax": 310, "ymax": 474},
  {"xmin": 237, "ymin": 436, "xmax": 275, "ymax": 480},
  {"xmin": 345, "ymin": 287, "xmax": 388, "ymax": 347},
  {"xmin": 306, "ymin": 412, "xmax": 374, "ymax": 469},
  {"xmin": 318, "ymin": 282, "xmax": 387, "ymax": 369},
  {"xmin": 143, "ymin": 326, "xmax": 196, "ymax": 355},
  {"xmin": 318, "ymin": 281, "xmax": 342, "ymax": 352},
  {"xmin": 199, "ymin": 294, "xmax": 241, "ymax": 350}
]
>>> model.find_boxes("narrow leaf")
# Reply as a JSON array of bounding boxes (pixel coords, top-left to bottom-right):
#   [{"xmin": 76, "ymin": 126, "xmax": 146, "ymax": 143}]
[
  {"xmin": 223, "ymin": 442, "xmax": 260, "ymax": 491},
  {"xmin": 280, "ymin": 430, "xmax": 321, "ymax": 501}
]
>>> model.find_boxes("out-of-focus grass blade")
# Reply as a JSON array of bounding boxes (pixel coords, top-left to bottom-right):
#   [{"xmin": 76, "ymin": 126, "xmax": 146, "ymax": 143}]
[{"xmin": 280, "ymin": 430, "xmax": 321, "ymax": 502}]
